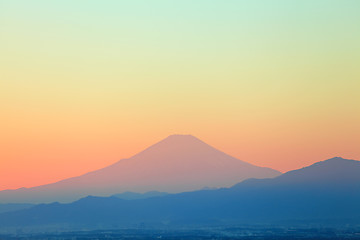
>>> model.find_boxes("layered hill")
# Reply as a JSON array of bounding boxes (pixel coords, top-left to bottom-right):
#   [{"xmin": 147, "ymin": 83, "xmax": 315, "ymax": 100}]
[
  {"xmin": 0, "ymin": 135, "xmax": 280, "ymax": 203},
  {"xmin": 1, "ymin": 157, "xmax": 359, "ymax": 231}
]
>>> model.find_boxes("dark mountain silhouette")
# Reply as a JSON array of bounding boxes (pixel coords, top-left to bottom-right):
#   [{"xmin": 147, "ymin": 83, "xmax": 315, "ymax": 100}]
[
  {"xmin": 0, "ymin": 135, "xmax": 280, "ymax": 203},
  {"xmin": 0, "ymin": 157, "xmax": 359, "ymax": 231}
]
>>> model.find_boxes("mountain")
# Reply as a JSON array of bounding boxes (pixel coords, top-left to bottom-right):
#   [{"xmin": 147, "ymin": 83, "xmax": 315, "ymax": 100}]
[
  {"xmin": 112, "ymin": 191, "xmax": 168, "ymax": 200},
  {"xmin": 1, "ymin": 157, "xmax": 359, "ymax": 231},
  {"xmin": 238, "ymin": 156, "xmax": 360, "ymax": 186},
  {"xmin": 0, "ymin": 203, "xmax": 34, "ymax": 214},
  {"xmin": 0, "ymin": 135, "xmax": 280, "ymax": 203}
]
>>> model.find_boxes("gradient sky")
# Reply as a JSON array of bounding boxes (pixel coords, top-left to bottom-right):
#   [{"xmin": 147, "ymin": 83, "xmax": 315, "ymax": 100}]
[{"xmin": 1, "ymin": 0, "xmax": 359, "ymax": 191}]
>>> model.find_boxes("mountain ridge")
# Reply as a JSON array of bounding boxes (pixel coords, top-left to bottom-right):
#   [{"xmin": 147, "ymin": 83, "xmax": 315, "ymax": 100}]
[
  {"xmin": 0, "ymin": 157, "xmax": 358, "ymax": 231},
  {"xmin": 0, "ymin": 135, "xmax": 280, "ymax": 203}
]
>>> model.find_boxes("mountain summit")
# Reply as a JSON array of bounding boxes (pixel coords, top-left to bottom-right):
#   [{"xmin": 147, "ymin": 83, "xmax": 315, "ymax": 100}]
[{"xmin": 0, "ymin": 135, "xmax": 280, "ymax": 203}]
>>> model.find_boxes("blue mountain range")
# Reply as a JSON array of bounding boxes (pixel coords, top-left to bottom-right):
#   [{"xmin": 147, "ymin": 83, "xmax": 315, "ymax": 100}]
[{"xmin": 0, "ymin": 157, "xmax": 359, "ymax": 231}]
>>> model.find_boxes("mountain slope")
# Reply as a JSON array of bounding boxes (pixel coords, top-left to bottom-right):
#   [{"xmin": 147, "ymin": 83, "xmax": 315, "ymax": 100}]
[
  {"xmin": 0, "ymin": 135, "xmax": 280, "ymax": 203},
  {"xmin": 112, "ymin": 191, "xmax": 168, "ymax": 200},
  {"xmin": 0, "ymin": 203, "xmax": 34, "ymax": 214},
  {"xmin": 233, "ymin": 156, "xmax": 360, "ymax": 188},
  {"xmin": 0, "ymin": 157, "xmax": 359, "ymax": 231}
]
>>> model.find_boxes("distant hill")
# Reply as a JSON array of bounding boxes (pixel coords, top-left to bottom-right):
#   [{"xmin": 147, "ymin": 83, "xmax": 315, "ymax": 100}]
[
  {"xmin": 0, "ymin": 135, "xmax": 280, "ymax": 203},
  {"xmin": 112, "ymin": 191, "xmax": 168, "ymax": 200},
  {"xmin": 0, "ymin": 157, "xmax": 359, "ymax": 231},
  {"xmin": 0, "ymin": 203, "xmax": 34, "ymax": 214}
]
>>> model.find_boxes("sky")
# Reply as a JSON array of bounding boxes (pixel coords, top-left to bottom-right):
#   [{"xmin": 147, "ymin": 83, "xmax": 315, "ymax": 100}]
[{"xmin": 0, "ymin": 0, "xmax": 359, "ymax": 191}]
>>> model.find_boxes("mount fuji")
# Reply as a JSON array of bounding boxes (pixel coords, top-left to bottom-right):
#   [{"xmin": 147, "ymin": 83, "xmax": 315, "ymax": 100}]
[{"xmin": 0, "ymin": 135, "xmax": 280, "ymax": 203}]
